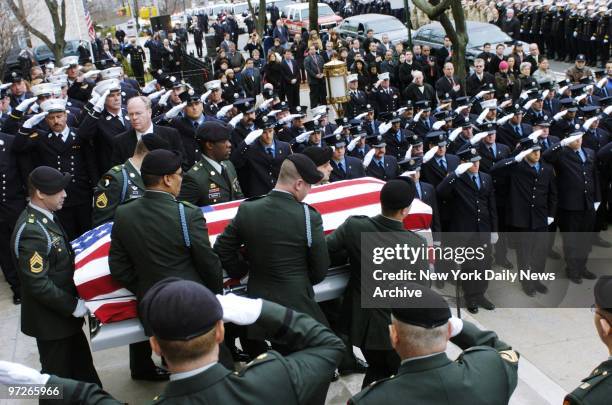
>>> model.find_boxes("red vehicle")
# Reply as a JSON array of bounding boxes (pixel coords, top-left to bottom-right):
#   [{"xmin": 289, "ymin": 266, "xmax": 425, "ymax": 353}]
[{"xmin": 281, "ymin": 3, "xmax": 343, "ymax": 36}]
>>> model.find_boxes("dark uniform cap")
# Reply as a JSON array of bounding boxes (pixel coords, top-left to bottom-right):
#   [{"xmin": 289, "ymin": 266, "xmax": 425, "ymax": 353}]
[
  {"xmin": 335, "ymin": 117, "xmax": 350, "ymax": 127},
  {"xmin": 323, "ymin": 132, "xmax": 347, "ymax": 148},
  {"xmin": 380, "ymin": 179, "xmax": 416, "ymax": 210},
  {"xmin": 350, "ymin": 123, "xmax": 367, "ymax": 137},
  {"xmin": 479, "ymin": 122, "xmax": 497, "ymax": 133},
  {"xmin": 303, "ymin": 120, "xmax": 322, "ymax": 132},
  {"xmin": 302, "ymin": 146, "xmax": 333, "ymax": 166},
  {"xmin": 408, "ymin": 132, "xmax": 423, "ymax": 145},
  {"xmin": 539, "ymin": 81, "xmax": 554, "ymax": 90},
  {"xmin": 29, "ymin": 166, "xmax": 72, "ymax": 195},
  {"xmin": 414, "ymin": 100, "xmax": 431, "ymax": 111},
  {"xmin": 580, "ymin": 105, "xmax": 601, "ymax": 118},
  {"xmin": 576, "ymin": 54, "xmax": 586, "ymax": 62},
  {"xmin": 277, "ymin": 101, "xmax": 290, "ymax": 111},
  {"xmin": 456, "ymin": 145, "xmax": 482, "ymax": 162},
  {"xmin": 291, "ymin": 105, "xmax": 308, "ymax": 116},
  {"xmin": 560, "ymin": 98, "xmax": 579, "ymax": 112},
  {"xmin": 398, "ymin": 156, "xmax": 422, "ymax": 171},
  {"xmin": 569, "ymin": 83, "xmax": 587, "ymax": 97},
  {"xmin": 254, "ymin": 114, "xmax": 277, "ymax": 129},
  {"xmin": 598, "ymin": 96, "xmax": 612, "ymax": 107},
  {"xmin": 579, "ymin": 76, "xmax": 594, "ymax": 85},
  {"xmin": 141, "ymin": 134, "xmax": 171, "ymax": 151},
  {"xmin": 141, "ymin": 149, "xmax": 182, "ymax": 176},
  {"xmin": 424, "ymin": 131, "xmax": 447, "ymax": 147},
  {"xmin": 10, "ymin": 71, "xmax": 23, "ymax": 83},
  {"xmin": 433, "ymin": 110, "xmax": 449, "ymax": 121},
  {"xmin": 286, "ymin": 153, "xmax": 324, "ymax": 184},
  {"xmin": 403, "ymin": 100, "xmax": 413, "ymax": 108},
  {"xmin": 362, "ymin": 103, "xmax": 375, "ymax": 113},
  {"xmin": 518, "ymin": 137, "xmax": 542, "ymax": 151},
  {"xmin": 460, "ymin": 116, "xmax": 474, "ymax": 128},
  {"xmin": 139, "ymin": 278, "xmax": 222, "ymax": 341},
  {"xmin": 178, "ymin": 88, "xmax": 201, "ymax": 104},
  {"xmin": 594, "ymin": 276, "xmax": 612, "ymax": 311},
  {"xmin": 391, "ymin": 283, "xmax": 451, "ymax": 328},
  {"xmin": 380, "ymin": 111, "xmax": 401, "ymax": 123},
  {"xmin": 195, "ymin": 121, "xmax": 232, "ymax": 142},
  {"xmin": 533, "ymin": 114, "xmax": 551, "ymax": 127},
  {"xmin": 233, "ymin": 97, "xmax": 257, "ymax": 113},
  {"xmin": 454, "ymin": 96, "xmax": 472, "ymax": 107},
  {"xmin": 366, "ymin": 134, "xmax": 386, "ymax": 148}
]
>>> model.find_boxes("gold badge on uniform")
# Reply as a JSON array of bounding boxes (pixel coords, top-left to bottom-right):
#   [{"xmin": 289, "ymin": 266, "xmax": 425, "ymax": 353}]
[
  {"xmin": 96, "ymin": 193, "xmax": 108, "ymax": 208},
  {"xmin": 29, "ymin": 251, "xmax": 43, "ymax": 273}
]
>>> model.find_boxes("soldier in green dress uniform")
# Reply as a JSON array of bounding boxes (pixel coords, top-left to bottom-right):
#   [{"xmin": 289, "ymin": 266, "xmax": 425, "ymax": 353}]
[
  {"xmin": 564, "ymin": 276, "xmax": 612, "ymax": 405},
  {"xmin": 178, "ymin": 121, "xmax": 243, "ymax": 206}
]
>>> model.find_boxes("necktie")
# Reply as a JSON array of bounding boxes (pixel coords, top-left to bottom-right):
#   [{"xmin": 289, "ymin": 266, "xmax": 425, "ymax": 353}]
[
  {"xmin": 266, "ymin": 147, "xmax": 274, "ymax": 157},
  {"xmin": 425, "ymin": 120, "xmax": 430, "ymax": 130},
  {"xmin": 193, "ymin": 121, "xmax": 198, "ymax": 129},
  {"xmin": 542, "ymin": 139, "xmax": 549, "ymax": 150},
  {"xmin": 605, "ymin": 87, "xmax": 609, "ymax": 97},
  {"xmin": 534, "ymin": 163, "xmax": 540, "ymax": 174},
  {"xmin": 338, "ymin": 162, "xmax": 345, "ymax": 174},
  {"xmin": 220, "ymin": 166, "xmax": 231, "ymax": 188},
  {"xmin": 488, "ymin": 146, "xmax": 494, "ymax": 157},
  {"xmin": 576, "ymin": 150, "xmax": 584, "ymax": 163},
  {"xmin": 55, "ymin": 133, "xmax": 64, "ymax": 143},
  {"xmin": 378, "ymin": 161, "xmax": 384, "ymax": 170},
  {"xmin": 438, "ymin": 159, "xmax": 447, "ymax": 171},
  {"xmin": 472, "ymin": 175, "xmax": 480, "ymax": 190},
  {"xmin": 515, "ymin": 126, "xmax": 522, "ymax": 137},
  {"xmin": 416, "ymin": 183, "xmax": 422, "ymax": 199}
]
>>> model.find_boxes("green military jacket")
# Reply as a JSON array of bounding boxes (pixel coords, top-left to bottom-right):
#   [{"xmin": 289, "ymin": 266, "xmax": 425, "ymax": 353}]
[
  {"xmin": 11, "ymin": 205, "xmax": 83, "ymax": 340},
  {"xmin": 109, "ymin": 190, "xmax": 223, "ymax": 300},
  {"xmin": 214, "ymin": 190, "xmax": 330, "ymax": 325},
  {"xmin": 565, "ymin": 359, "xmax": 612, "ymax": 405},
  {"xmin": 92, "ymin": 159, "xmax": 146, "ymax": 227},
  {"xmin": 46, "ymin": 301, "xmax": 345, "ymax": 405},
  {"xmin": 326, "ymin": 214, "xmax": 427, "ymax": 350},
  {"xmin": 178, "ymin": 157, "xmax": 243, "ymax": 206},
  {"xmin": 349, "ymin": 321, "xmax": 519, "ymax": 404}
]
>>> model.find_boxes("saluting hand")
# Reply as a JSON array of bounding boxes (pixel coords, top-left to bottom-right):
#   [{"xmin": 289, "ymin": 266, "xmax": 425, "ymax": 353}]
[
  {"xmin": 244, "ymin": 129, "xmax": 263, "ymax": 145},
  {"xmin": 216, "ymin": 293, "xmax": 263, "ymax": 325},
  {"xmin": 15, "ymin": 96, "xmax": 38, "ymax": 113},
  {"xmin": 22, "ymin": 112, "xmax": 48, "ymax": 129},
  {"xmin": 165, "ymin": 102, "xmax": 187, "ymax": 119},
  {"xmin": 454, "ymin": 162, "xmax": 474, "ymax": 175}
]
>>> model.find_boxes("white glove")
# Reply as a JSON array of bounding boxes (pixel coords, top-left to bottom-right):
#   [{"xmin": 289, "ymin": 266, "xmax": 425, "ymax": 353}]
[
  {"xmin": 553, "ymin": 110, "xmax": 568, "ymax": 121},
  {"xmin": 597, "ymin": 77, "xmax": 608, "ymax": 89},
  {"xmin": 158, "ymin": 89, "xmax": 173, "ymax": 107},
  {"xmin": 354, "ymin": 112, "xmax": 368, "ymax": 120},
  {"xmin": 291, "ymin": 78, "xmax": 297, "ymax": 84},
  {"xmin": 0, "ymin": 361, "xmax": 50, "ymax": 386},
  {"xmin": 30, "ymin": 103, "xmax": 40, "ymax": 113},
  {"xmin": 72, "ymin": 299, "xmax": 89, "ymax": 318},
  {"xmin": 89, "ymin": 91, "xmax": 100, "ymax": 106},
  {"xmin": 591, "ymin": 36, "xmax": 596, "ymax": 41},
  {"xmin": 295, "ymin": 131, "xmax": 312, "ymax": 143},
  {"xmin": 476, "ymin": 108, "xmax": 489, "ymax": 124},
  {"xmin": 378, "ymin": 122, "xmax": 392, "ymax": 134},
  {"xmin": 363, "ymin": 148, "xmax": 376, "ymax": 168},
  {"xmin": 470, "ymin": 131, "xmax": 488, "ymax": 145},
  {"xmin": 83, "ymin": 69, "xmax": 100, "ymax": 79},
  {"xmin": 422, "ymin": 145, "xmax": 439, "ymax": 163},
  {"xmin": 93, "ymin": 89, "xmax": 110, "ymax": 113},
  {"xmin": 547, "ymin": 217, "xmax": 555, "ymax": 225},
  {"xmin": 454, "ymin": 162, "xmax": 473, "ymax": 175},
  {"xmin": 514, "ymin": 148, "xmax": 533, "ymax": 162},
  {"xmin": 228, "ymin": 113, "xmax": 243, "ymax": 127},
  {"xmin": 216, "ymin": 104, "xmax": 234, "ymax": 118},
  {"xmin": 413, "ymin": 110, "xmax": 424, "ymax": 122},
  {"xmin": 259, "ymin": 97, "xmax": 274, "ymax": 110},
  {"xmin": 22, "ymin": 112, "xmax": 48, "ymax": 129},
  {"xmin": 490, "ymin": 232, "xmax": 499, "ymax": 244},
  {"xmin": 147, "ymin": 89, "xmax": 165, "ymax": 101},
  {"xmin": 374, "ymin": 79, "xmax": 382, "ymax": 88},
  {"xmin": 499, "ymin": 99, "xmax": 513, "ymax": 109},
  {"xmin": 200, "ymin": 89, "xmax": 212, "ymax": 103},
  {"xmin": 266, "ymin": 109, "xmax": 281, "ymax": 117},
  {"xmin": 279, "ymin": 113, "xmax": 302, "ymax": 125},
  {"xmin": 519, "ymin": 90, "xmax": 530, "ymax": 100},
  {"xmin": 400, "ymin": 169, "xmax": 417, "ymax": 177},
  {"xmin": 595, "ymin": 202, "xmax": 601, "ymax": 211},
  {"xmin": 583, "ymin": 116, "xmax": 598, "ymax": 131},
  {"xmin": 16, "ymin": 96, "xmax": 38, "ymax": 113},
  {"xmin": 449, "ymin": 317, "xmax": 463, "ymax": 338},
  {"xmin": 605, "ymin": 105, "xmax": 612, "ymax": 116},
  {"xmin": 558, "ymin": 85, "xmax": 569, "ymax": 95},
  {"xmin": 523, "ymin": 99, "xmax": 536, "ymax": 111},
  {"xmin": 244, "ymin": 129, "xmax": 263, "ymax": 145},
  {"xmin": 541, "ymin": 90, "xmax": 550, "ymax": 100},
  {"xmin": 449, "ymin": 127, "xmax": 463, "ymax": 142},
  {"xmin": 404, "ymin": 145, "xmax": 412, "ymax": 160},
  {"xmin": 164, "ymin": 102, "xmax": 187, "ymax": 119},
  {"xmin": 333, "ymin": 125, "xmax": 343, "ymax": 135},
  {"xmin": 347, "ymin": 136, "xmax": 360, "ymax": 152},
  {"xmin": 561, "ymin": 133, "xmax": 583, "ymax": 146},
  {"xmin": 475, "ymin": 90, "xmax": 488, "ymax": 99},
  {"xmin": 432, "ymin": 120, "xmax": 446, "ymax": 130},
  {"xmin": 216, "ymin": 293, "xmax": 263, "ymax": 325},
  {"xmin": 574, "ymin": 94, "xmax": 587, "ymax": 103},
  {"xmin": 528, "ymin": 130, "xmax": 543, "ymax": 141},
  {"xmin": 497, "ymin": 113, "xmax": 514, "ymax": 125},
  {"xmin": 585, "ymin": 85, "xmax": 594, "ymax": 93},
  {"xmin": 454, "ymin": 105, "xmax": 469, "ymax": 114},
  {"xmin": 143, "ymin": 80, "xmax": 158, "ymax": 93}
]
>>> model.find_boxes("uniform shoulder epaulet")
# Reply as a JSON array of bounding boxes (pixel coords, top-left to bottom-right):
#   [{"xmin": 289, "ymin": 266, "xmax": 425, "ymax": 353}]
[
  {"xmin": 245, "ymin": 195, "xmax": 266, "ymax": 202},
  {"xmin": 235, "ymin": 352, "xmax": 277, "ymax": 376},
  {"xmin": 118, "ymin": 197, "xmax": 139, "ymax": 205},
  {"xmin": 151, "ymin": 394, "xmax": 164, "ymax": 404},
  {"xmin": 111, "ymin": 165, "xmax": 123, "ymax": 173},
  {"xmin": 179, "ymin": 200, "xmax": 198, "ymax": 209},
  {"xmin": 350, "ymin": 374, "xmax": 396, "ymax": 401},
  {"xmin": 565, "ymin": 364, "xmax": 612, "ymax": 405}
]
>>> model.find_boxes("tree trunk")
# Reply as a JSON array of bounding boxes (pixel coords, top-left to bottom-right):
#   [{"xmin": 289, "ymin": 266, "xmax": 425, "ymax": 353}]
[
  {"xmin": 257, "ymin": 0, "xmax": 266, "ymax": 37},
  {"xmin": 309, "ymin": 0, "xmax": 318, "ymax": 33}
]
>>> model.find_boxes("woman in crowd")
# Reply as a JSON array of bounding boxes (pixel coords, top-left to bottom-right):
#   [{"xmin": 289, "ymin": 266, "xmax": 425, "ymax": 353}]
[
  {"xmin": 495, "ymin": 60, "xmax": 516, "ymax": 100},
  {"xmin": 244, "ymin": 32, "xmax": 264, "ymax": 58},
  {"xmin": 291, "ymin": 33, "xmax": 308, "ymax": 83},
  {"xmin": 261, "ymin": 51, "xmax": 283, "ymax": 90}
]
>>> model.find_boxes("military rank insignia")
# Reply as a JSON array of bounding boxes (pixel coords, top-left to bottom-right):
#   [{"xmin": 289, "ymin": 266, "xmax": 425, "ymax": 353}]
[
  {"xmin": 96, "ymin": 192, "xmax": 108, "ymax": 208},
  {"xmin": 29, "ymin": 251, "xmax": 43, "ymax": 273}
]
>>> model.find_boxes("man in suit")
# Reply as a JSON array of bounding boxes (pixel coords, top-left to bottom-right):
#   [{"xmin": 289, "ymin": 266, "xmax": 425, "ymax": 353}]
[
  {"xmin": 466, "ymin": 58, "xmax": 496, "ymax": 97},
  {"xmin": 491, "ymin": 138, "xmax": 557, "ymax": 296},
  {"xmin": 435, "ymin": 62, "xmax": 465, "ymax": 102},
  {"xmin": 437, "ymin": 146, "xmax": 497, "ymax": 313},
  {"xmin": 502, "ymin": 8, "xmax": 521, "ymax": 39},
  {"xmin": 11, "ymin": 167, "xmax": 101, "ymax": 386},
  {"xmin": 240, "ymin": 59, "xmax": 262, "ymax": 99},
  {"xmin": 111, "ymin": 96, "xmax": 185, "ymax": 169},
  {"xmin": 281, "ymin": 49, "xmax": 300, "ymax": 109},
  {"xmin": 403, "ymin": 71, "xmax": 436, "ymax": 107},
  {"xmin": 326, "ymin": 133, "xmax": 365, "ymax": 182},
  {"xmin": 304, "ymin": 46, "xmax": 327, "ymax": 107},
  {"xmin": 436, "ymin": 36, "xmax": 454, "ymax": 67},
  {"xmin": 230, "ymin": 115, "xmax": 292, "ymax": 198}
]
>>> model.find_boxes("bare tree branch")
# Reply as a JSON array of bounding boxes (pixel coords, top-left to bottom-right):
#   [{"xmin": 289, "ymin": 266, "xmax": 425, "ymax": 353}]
[
  {"xmin": 4, "ymin": 0, "xmax": 55, "ymax": 50},
  {"xmin": 411, "ymin": 0, "xmax": 453, "ymax": 19}
]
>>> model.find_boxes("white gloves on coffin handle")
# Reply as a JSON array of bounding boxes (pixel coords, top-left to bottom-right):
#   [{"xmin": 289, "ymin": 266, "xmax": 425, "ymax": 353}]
[
  {"xmin": 0, "ymin": 361, "xmax": 50, "ymax": 386},
  {"xmin": 72, "ymin": 298, "xmax": 89, "ymax": 318},
  {"xmin": 216, "ymin": 293, "xmax": 263, "ymax": 325}
]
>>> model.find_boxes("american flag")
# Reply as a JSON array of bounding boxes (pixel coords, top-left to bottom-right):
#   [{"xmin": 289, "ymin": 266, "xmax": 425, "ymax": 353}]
[
  {"xmin": 82, "ymin": 0, "xmax": 96, "ymax": 42},
  {"xmin": 73, "ymin": 178, "xmax": 433, "ymax": 324}
]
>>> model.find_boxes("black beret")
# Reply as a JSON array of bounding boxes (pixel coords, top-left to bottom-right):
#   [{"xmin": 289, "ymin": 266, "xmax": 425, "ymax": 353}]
[
  {"xmin": 595, "ymin": 276, "xmax": 612, "ymax": 312},
  {"xmin": 141, "ymin": 149, "xmax": 182, "ymax": 176},
  {"xmin": 29, "ymin": 166, "xmax": 72, "ymax": 195},
  {"xmin": 196, "ymin": 121, "xmax": 232, "ymax": 142},
  {"xmin": 140, "ymin": 278, "xmax": 222, "ymax": 341},
  {"xmin": 380, "ymin": 179, "xmax": 416, "ymax": 210},
  {"xmin": 391, "ymin": 283, "xmax": 451, "ymax": 328},
  {"xmin": 141, "ymin": 134, "xmax": 170, "ymax": 151},
  {"xmin": 302, "ymin": 146, "xmax": 333, "ymax": 166},
  {"xmin": 286, "ymin": 153, "xmax": 324, "ymax": 184}
]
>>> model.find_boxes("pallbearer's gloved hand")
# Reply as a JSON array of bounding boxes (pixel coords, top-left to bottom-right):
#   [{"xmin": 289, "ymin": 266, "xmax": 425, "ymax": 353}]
[
  {"xmin": 449, "ymin": 317, "xmax": 463, "ymax": 338},
  {"xmin": 216, "ymin": 293, "xmax": 263, "ymax": 325},
  {"xmin": 72, "ymin": 298, "xmax": 89, "ymax": 318},
  {"xmin": 0, "ymin": 361, "xmax": 49, "ymax": 385}
]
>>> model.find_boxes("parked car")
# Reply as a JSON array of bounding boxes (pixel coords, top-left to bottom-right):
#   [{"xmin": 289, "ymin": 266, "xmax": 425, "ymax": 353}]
[
  {"xmin": 281, "ymin": 2, "xmax": 343, "ymax": 36},
  {"xmin": 411, "ymin": 21, "xmax": 528, "ymax": 63},
  {"xmin": 336, "ymin": 13, "xmax": 409, "ymax": 45},
  {"xmin": 33, "ymin": 39, "xmax": 91, "ymax": 64}
]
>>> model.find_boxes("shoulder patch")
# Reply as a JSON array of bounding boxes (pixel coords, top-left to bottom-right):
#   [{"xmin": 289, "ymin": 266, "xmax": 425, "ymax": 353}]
[
  {"xmin": 499, "ymin": 350, "xmax": 519, "ymax": 364},
  {"xmin": 95, "ymin": 192, "xmax": 108, "ymax": 209},
  {"xmin": 100, "ymin": 174, "xmax": 114, "ymax": 188},
  {"xmin": 111, "ymin": 165, "xmax": 122, "ymax": 173},
  {"xmin": 29, "ymin": 251, "xmax": 43, "ymax": 273},
  {"xmin": 29, "ymin": 133, "xmax": 38, "ymax": 139}
]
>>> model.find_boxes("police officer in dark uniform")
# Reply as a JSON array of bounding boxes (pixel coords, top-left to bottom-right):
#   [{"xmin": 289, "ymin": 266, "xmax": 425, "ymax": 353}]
[
  {"xmin": 552, "ymin": 3, "xmax": 567, "ymax": 60},
  {"xmin": 564, "ymin": 276, "xmax": 612, "ymax": 405},
  {"xmin": 326, "ymin": 132, "xmax": 366, "ymax": 182},
  {"xmin": 0, "ymin": 131, "xmax": 25, "ymax": 304},
  {"xmin": 363, "ymin": 135, "xmax": 399, "ymax": 181},
  {"xmin": 398, "ymin": 157, "xmax": 441, "ymax": 234},
  {"xmin": 11, "ymin": 166, "xmax": 101, "ymax": 386},
  {"xmin": 124, "ymin": 37, "xmax": 147, "ymax": 86},
  {"xmin": 92, "ymin": 135, "xmax": 168, "ymax": 227},
  {"xmin": 437, "ymin": 146, "xmax": 497, "ymax": 313},
  {"xmin": 373, "ymin": 72, "xmax": 400, "ymax": 115},
  {"xmin": 597, "ymin": 7, "xmax": 611, "ymax": 68},
  {"xmin": 348, "ymin": 284, "xmax": 519, "ymax": 404},
  {"xmin": 381, "ymin": 112, "xmax": 408, "ymax": 161},
  {"xmin": 230, "ymin": 115, "xmax": 292, "ymax": 198},
  {"xmin": 203, "ymin": 80, "xmax": 228, "ymax": 117},
  {"xmin": 410, "ymin": 101, "xmax": 435, "ymax": 137},
  {"xmin": 565, "ymin": 4, "xmax": 579, "ymax": 62},
  {"xmin": 14, "ymin": 98, "xmax": 96, "ymax": 240},
  {"xmin": 179, "ymin": 121, "xmax": 243, "ymax": 206},
  {"xmin": 230, "ymin": 98, "xmax": 258, "ymax": 148},
  {"xmin": 109, "ymin": 149, "xmax": 225, "ymax": 380},
  {"xmin": 550, "ymin": 98, "xmax": 581, "ymax": 139}
]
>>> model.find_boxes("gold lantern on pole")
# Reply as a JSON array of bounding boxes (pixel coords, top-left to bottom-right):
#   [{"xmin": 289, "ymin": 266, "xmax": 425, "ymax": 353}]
[{"xmin": 323, "ymin": 59, "xmax": 350, "ymax": 118}]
